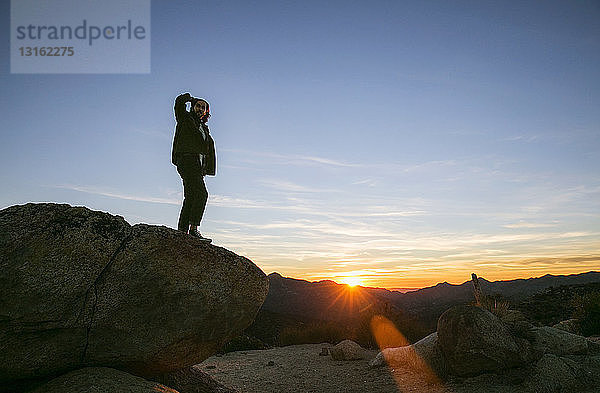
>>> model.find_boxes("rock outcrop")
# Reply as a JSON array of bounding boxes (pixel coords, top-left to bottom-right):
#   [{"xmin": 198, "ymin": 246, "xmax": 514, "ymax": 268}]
[
  {"xmin": 523, "ymin": 354, "xmax": 586, "ymax": 393},
  {"xmin": 29, "ymin": 367, "xmax": 178, "ymax": 393},
  {"xmin": 153, "ymin": 366, "xmax": 237, "ymax": 393},
  {"xmin": 330, "ymin": 339, "xmax": 365, "ymax": 360},
  {"xmin": 372, "ymin": 303, "xmax": 600, "ymax": 391},
  {"xmin": 552, "ymin": 318, "xmax": 579, "ymax": 334},
  {"xmin": 531, "ymin": 326, "xmax": 590, "ymax": 356},
  {"xmin": 437, "ymin": 305, "xmax": 530, "ymax": 376},
  {"xmin": 0, "ymin": 203, "xmax": 268, "ymax": 391}
]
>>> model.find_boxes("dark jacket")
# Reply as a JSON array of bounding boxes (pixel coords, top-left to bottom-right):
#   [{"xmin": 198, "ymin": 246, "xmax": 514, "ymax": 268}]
[{"xmin": 171, "ymin": 93, "xmax": 216, "ymax": 176}]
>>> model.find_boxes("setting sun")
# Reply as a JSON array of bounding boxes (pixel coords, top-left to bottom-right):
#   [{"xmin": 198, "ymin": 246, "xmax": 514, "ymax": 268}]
[{"xmin": 340, "ymin": 276, "xmax": 362, "ymax": 287}]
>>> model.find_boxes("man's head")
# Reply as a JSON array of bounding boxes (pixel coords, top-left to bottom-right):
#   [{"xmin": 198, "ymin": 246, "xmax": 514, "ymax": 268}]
[{"xmin": 192, "ymin": 99, "xmax": 208, "ymax": 116}]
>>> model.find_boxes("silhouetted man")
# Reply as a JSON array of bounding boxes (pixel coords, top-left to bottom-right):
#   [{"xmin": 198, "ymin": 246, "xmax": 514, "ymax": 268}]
[{"xmin": 172, "ymin": 92, "xmax": 216, "ymax": 242}]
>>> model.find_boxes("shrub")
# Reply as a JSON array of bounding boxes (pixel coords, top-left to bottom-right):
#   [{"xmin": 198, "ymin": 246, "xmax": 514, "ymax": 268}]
[
  {"xmin": 476, "ymin": 295, "xmax": 510, "ymax": 318},
  {"xmin": 279, "ymin": 321, "xmax": 351, "ymax": 346},
  {"xmin": 572, "ymin": 291, "xmax": 600, "ymax": 336},
  {"xmin": 219, "ymin": 334, "xmax": 268, "ymax": 353},
  {"xmin": 270, "ymin": 302, "xmax": 430, "ymax": 349}
]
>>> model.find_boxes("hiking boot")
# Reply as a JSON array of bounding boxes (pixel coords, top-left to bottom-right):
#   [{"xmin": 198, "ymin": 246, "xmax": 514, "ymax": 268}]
[{"xmin": 188, "ymin": 229, "xmax": 212, "ymax": 243}]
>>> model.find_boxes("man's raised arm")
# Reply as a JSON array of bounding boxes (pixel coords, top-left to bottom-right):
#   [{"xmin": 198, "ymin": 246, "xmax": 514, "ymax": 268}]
[{"xmin": 174, "ymin": 92, "xmax": 192, "ymax": 122}]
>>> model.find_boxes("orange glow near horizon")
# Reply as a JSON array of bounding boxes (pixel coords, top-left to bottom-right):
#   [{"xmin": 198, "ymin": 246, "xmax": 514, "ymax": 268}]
[{"xmin": 277, "ymin": 262, "xmax": 599, "ymax": 291}]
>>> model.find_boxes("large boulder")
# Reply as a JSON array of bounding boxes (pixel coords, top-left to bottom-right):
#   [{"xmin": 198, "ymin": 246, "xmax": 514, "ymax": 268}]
[
  {"xmin": 552, "ymin": 319, "xmax": 579, "ymax": 334},
  {"xmin": 531, "ymin": 326, "xmax": 589, "ymax": 356},
  {"xmin": 522, "ymin": 354, "xmax": 586, "ymax": 393},
  {"xmin": 153, "ymin": 366, "xmax": 236, "ymax": 393},
  {"xmin": 501, "ymin": 310, "xmax": 536, "ymax": 344},
  {"xmin": 0, "ymin": 203, "xmax": 268, "ymax": 390},
  {"xmin": 437, "ymin": 305, "xmax": 529, "ymax": 376},
  {"xmin": 30, "ymin": 367, "xmax": 178, "ymax": 393},
  {"xmin": 330, "ymin": 339, "xmax": 365, "ymax": 360}
]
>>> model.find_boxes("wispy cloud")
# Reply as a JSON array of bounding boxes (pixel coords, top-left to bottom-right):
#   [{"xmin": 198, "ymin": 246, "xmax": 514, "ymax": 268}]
[
  {"xmin": 503, "ymin": 221, "xmax": 559, "ymax": 229},
  {"xmin": 351, "ymin": 178, "xmax": 379, "ymax": 187},
  {"xmin": 52, "ymin": 184, "xmax": 273, "ymax": 210},
  {"xmin": 501, "ymin": 135, "xmax": 541, "ymax": 143},
  {"xmin": 220, "ymin": 148, "xmax": 361, "ymax": 168},
  {"xmin": 74, "ymin": 184, "xmax": 415, "ymax": 220},
  {"xmin": 209, "ymin": 195, "xmax": 271, "ymax": 209},
  {"xmin": 260, "ymin": 179, "xmax": 341, "ymax": 193},
  {"xmin": 53, "ymin": 184, "xmax": 180, "ymax": 205},
  {"xmin": 128, "ymin": 126, "xmax": 172, "ymax": 141},
  {"xmin": 401, "ymin": 160, "xmax": 457, "ymax": 173},
  {"xmin": 500, "ymin": 129, "xmax": 600, "ymax": 144}
]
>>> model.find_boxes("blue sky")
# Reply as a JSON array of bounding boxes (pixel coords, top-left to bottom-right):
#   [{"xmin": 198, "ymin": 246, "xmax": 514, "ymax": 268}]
[{"xmin": 1, "ymin": 0, "xmax": 599, "ymax": 288}]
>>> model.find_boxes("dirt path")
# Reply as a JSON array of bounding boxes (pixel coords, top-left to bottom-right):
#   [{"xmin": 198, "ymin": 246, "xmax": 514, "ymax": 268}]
[{"xmin": 199, "ymin": 344, "xmax": 451, "ymax": 393}]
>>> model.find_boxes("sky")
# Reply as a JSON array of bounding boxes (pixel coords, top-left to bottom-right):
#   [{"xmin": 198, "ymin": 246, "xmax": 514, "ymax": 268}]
[{"xmin": 1, "ymin": 0, "xmax": 599, "ymax": 289}]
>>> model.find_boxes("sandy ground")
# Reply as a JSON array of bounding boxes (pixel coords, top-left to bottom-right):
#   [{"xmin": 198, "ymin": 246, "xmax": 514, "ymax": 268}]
[{"xmin": 199, "ymin": 344, "xmax": 451, "ymax": 393}]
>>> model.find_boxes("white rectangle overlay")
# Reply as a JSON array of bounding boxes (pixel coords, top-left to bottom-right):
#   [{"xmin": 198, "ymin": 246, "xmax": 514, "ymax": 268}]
[{"xmin": 11, "ymin": 0, "xmax": 150, "ymax": 74}]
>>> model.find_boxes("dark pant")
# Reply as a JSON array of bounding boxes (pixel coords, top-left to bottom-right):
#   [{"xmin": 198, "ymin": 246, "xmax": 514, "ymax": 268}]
[{"xmin": 176, "ymin": 155, "xmax": 208, "ymax": 231}]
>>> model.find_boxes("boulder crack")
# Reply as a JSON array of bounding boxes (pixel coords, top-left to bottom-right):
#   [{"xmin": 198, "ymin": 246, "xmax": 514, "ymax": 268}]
[{"xmin": 79, "ymin": 229, "xmax": 134, "ymax": 362}]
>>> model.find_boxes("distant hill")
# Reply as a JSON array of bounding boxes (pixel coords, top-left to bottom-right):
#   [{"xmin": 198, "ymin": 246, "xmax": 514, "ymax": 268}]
[
  {"xmin": 389, "ymin": 271, "xmax": 600, "ymax": 328},
  {"xmin": 249, "ymin": 271, "xmax": 600, "ymax": 344},
  {"xmin": 264, "ymin": 271, "xmax": 600, "ymax": 319},
  {"xmin": 263, "ymin": 273, "xmax": 398, "ymax": 321},
  {"xmin": 515, "ymin": 281, "xmax": 600, "ymax": 327}
]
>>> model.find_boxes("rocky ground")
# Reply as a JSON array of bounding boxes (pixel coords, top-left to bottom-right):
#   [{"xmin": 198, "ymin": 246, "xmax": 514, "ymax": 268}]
[
  {"xmin": 199, "ymin": 343, "xmax": 600, "ymax": 393},
  {"xmin": 200, "ymin": 343, "xmax": 450, "ymax": 393}
]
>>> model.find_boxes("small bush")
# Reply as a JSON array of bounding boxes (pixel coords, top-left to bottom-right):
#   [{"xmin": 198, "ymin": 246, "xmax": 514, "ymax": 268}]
[
  {"xmin": 476, "ymin": 295, "xmax": 510, "ymax": 318},
  {"xmin": 279, "ymin": 321, "xmax": 351, "ymax": 346},
  {"xmin": 572, "ymin": 291, "xmax": 600, "ymax": 336},
  {"xmin": 220, "ymin": 334, "xmax": 268, "ymax": 354}
]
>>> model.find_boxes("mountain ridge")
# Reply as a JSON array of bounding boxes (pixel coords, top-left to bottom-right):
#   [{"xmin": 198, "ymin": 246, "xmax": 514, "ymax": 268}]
[
  {"xmin": 252, "ymin": 271, "xmax": 600, "ymax": 343},
  {"xmin": 267, "ymin": 270, "xmax": 600, "ymax": 296}
]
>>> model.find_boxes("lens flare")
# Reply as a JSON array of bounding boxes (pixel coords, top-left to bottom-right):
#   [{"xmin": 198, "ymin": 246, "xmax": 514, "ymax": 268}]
[{"xmin": 370, "ymin": 315, "xmax": 443, "ymax": 391}]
